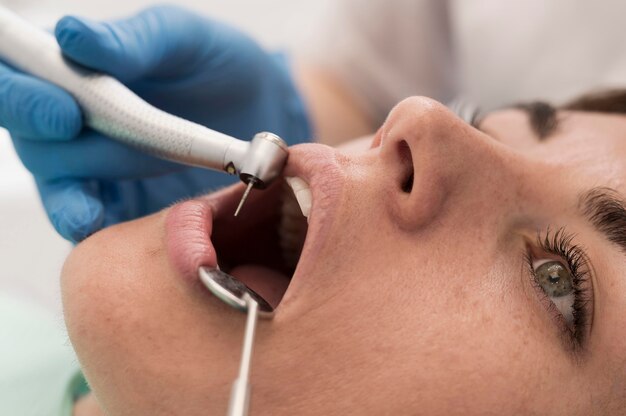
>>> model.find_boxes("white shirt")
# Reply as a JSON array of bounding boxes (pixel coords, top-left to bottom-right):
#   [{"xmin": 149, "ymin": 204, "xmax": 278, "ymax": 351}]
[{"xmin": 311, "ymin": 0, "xmax": 626, "ymax": 124}]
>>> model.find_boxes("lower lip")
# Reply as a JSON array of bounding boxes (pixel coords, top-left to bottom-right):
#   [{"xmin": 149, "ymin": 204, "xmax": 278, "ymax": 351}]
[{"xmin": 165, "ymin": 186, "xmax": 243, "ymax": 284}]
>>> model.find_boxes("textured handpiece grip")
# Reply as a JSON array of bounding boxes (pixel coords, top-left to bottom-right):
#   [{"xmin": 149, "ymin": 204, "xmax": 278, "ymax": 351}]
[{"xmin": 0, "ymin": 6, "xmax": 249, "ymax": 172}]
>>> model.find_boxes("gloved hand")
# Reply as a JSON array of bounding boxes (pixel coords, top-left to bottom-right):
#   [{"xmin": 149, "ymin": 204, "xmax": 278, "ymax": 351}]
[{"xmin": 0, "ymin": 5, "xmax": 311, "ymax": 243}]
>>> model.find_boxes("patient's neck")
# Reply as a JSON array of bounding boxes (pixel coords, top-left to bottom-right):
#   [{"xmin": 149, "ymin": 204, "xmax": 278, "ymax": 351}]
[{"xmin": 73, "ymin": 393, "xmax": 105, "ymax": 416}]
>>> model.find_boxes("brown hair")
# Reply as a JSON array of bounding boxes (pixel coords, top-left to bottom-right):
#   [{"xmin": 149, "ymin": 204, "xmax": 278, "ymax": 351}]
[{"xmin": 564, "ymin": 89, "xmax": 626, "ymax": 114}]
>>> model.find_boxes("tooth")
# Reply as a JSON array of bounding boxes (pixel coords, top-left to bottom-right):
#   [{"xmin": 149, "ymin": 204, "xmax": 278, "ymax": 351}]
[
  {"xmin": 280, "ymin": 181, "xmax": 308, "ymax": 269},
  {"xmin": 285, "ymin": 176, "xmax": 312, "ymax": 219}
]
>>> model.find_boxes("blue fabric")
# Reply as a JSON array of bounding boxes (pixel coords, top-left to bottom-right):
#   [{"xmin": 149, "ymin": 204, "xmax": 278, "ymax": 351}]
[{"xmin": 1, "ymin": 5, "xmax": 311, "ymax": 242}]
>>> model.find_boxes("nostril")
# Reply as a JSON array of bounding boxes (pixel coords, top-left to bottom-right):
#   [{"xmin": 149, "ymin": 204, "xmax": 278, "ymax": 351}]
[
  {"xmin": 397, "ymin": 140, "xmax": 414, "ymax": 193},
  {"xmin": 402, "ymin": 171, "xmax": 414, "ymax": 193}
]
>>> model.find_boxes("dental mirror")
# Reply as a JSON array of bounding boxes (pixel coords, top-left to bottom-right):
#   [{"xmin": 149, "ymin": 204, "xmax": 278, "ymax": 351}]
[
  {"xmin": 198, "ymin": 266, "xmax": 274, "ymax": 416},
  {"xmin": 198, "ymin": 267, "xmax": 274, "ymax": 318}
]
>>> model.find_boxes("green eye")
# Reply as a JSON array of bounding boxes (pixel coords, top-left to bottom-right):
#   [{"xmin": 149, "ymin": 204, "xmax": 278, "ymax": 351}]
[{"xmin": 534, "ymin": 261, "xmax": 573, "ymax": 297}]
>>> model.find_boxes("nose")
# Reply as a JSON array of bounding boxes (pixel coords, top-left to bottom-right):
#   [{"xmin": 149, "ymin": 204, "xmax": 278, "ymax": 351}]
[{"xmin": 378, "ymin": 96, "xmax": 525, "ymax": 230}]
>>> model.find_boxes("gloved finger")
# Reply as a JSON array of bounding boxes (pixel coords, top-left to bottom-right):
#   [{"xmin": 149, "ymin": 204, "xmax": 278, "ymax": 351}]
[
  {"xmin": 55, "ymin": 5, "xmax": 207, "ymax": 82},
  {"xmin": 12, "ymin": 129, "xmax": 185, "ymax": 180},
  {"xmin": 0, "ymin": 64, "xmax": 82, "ymax": 140},
  {"xmin": 36, "ymin": 177, "xmax": 104, "ymax": 243}
]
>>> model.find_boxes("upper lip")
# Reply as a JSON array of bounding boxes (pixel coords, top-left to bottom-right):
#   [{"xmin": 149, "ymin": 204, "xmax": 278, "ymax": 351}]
[
  {"xmin": 165, "ymin": 143, "xmax": 345, "ymax": 312},
  {"xmin": 280, "ymin": 144, "xmax": 345, "ymax": 305}
]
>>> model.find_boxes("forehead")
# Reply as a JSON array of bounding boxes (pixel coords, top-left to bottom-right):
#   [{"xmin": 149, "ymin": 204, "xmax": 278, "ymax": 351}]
[{"xmin": 480, "ymin": 109, "xmax": 626, "ymax": 193}]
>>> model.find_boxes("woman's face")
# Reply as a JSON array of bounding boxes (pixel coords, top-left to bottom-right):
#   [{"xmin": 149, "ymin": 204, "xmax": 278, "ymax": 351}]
[{"xmin": 62, "ymin": 97, "xmax": 626, "ymax": 415}]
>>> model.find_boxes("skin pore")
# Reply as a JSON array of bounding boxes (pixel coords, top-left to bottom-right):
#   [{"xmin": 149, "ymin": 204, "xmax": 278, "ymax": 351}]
[{"xmin": 64, "ymin": 96, "xmax": 626, "ymax": 415}]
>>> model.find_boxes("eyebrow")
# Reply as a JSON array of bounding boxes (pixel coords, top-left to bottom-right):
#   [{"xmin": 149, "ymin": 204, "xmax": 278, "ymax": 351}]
[
  {"xmin": 513, "ymin": 102, "xmax": 559, "ymax": 139},
  {"xmin": 579, "ymin": 187, "xmax": 626, "ymax": 253}
]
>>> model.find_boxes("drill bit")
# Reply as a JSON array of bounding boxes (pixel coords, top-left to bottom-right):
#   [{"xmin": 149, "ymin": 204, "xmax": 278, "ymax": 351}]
[{"xmin": 234, "ymin": 179, "xmax": 257, "ymax": 217}]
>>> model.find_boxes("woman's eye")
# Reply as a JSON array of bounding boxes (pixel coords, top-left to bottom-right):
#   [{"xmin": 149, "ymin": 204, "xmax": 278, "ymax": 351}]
[
  {"xmin": 533, "ymin": 260, "xmax": 575, "ymax": 325},
  {"xmin": 534, "ymin": 261, "xmax": 573, "ymax": 297}
]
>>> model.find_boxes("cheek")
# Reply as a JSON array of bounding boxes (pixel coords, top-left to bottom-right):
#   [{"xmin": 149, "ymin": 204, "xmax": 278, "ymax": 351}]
[
  {"xmin": 298, "ymin": 228, "xmax": 588, "ymax": 413},
  {"xmin": 60, "ymin": 211, "xmax": 246, "ymax": 415}
]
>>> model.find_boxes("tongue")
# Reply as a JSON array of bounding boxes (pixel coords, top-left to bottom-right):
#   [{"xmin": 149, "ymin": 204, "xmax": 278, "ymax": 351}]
[{"xmin": 229, "ymin": 265, "xmax": 291, "ymax": 308}]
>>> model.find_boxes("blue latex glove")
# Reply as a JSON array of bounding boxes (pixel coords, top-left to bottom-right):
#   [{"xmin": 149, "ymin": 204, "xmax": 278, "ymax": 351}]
[{"xmin": 0, "ymin": 5, "xmax": 311, "ymax": 242}]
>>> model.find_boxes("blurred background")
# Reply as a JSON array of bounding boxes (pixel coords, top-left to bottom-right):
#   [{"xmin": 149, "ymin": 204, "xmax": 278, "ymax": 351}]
[{"xmin": 0, "ymin": 0, "xmax": 331, "ymax": 316}]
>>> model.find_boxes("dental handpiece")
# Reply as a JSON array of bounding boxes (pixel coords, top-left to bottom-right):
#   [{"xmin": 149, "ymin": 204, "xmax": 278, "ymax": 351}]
[{"xmin": 0, "ymin": 6, "xmax": 288, "ymax": 214}]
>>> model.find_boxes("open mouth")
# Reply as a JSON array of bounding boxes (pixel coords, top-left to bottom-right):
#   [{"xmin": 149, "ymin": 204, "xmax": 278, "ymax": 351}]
[
  {"xmin": 165, "ymin": 143, "xmax": 344, "ymax": 311},
  {"xmin": 207, "ymin": 177, "xmax": 309, "ymax": 308}
]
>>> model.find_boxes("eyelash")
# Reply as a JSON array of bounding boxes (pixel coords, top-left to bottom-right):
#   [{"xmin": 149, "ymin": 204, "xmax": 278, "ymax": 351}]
[{"xmin": 524, "ymin": 227, "xmax": 592, "ymax": 349}]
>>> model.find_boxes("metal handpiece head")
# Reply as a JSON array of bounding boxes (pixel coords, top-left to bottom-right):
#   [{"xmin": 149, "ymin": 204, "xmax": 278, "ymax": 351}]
[
  {"xmin": 233, "ymin": 132, "xmax": 288, "ymax": 216},
  {"xmin": 239, "ymin": 132, "xmax": 288, "ymax": 189}
]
